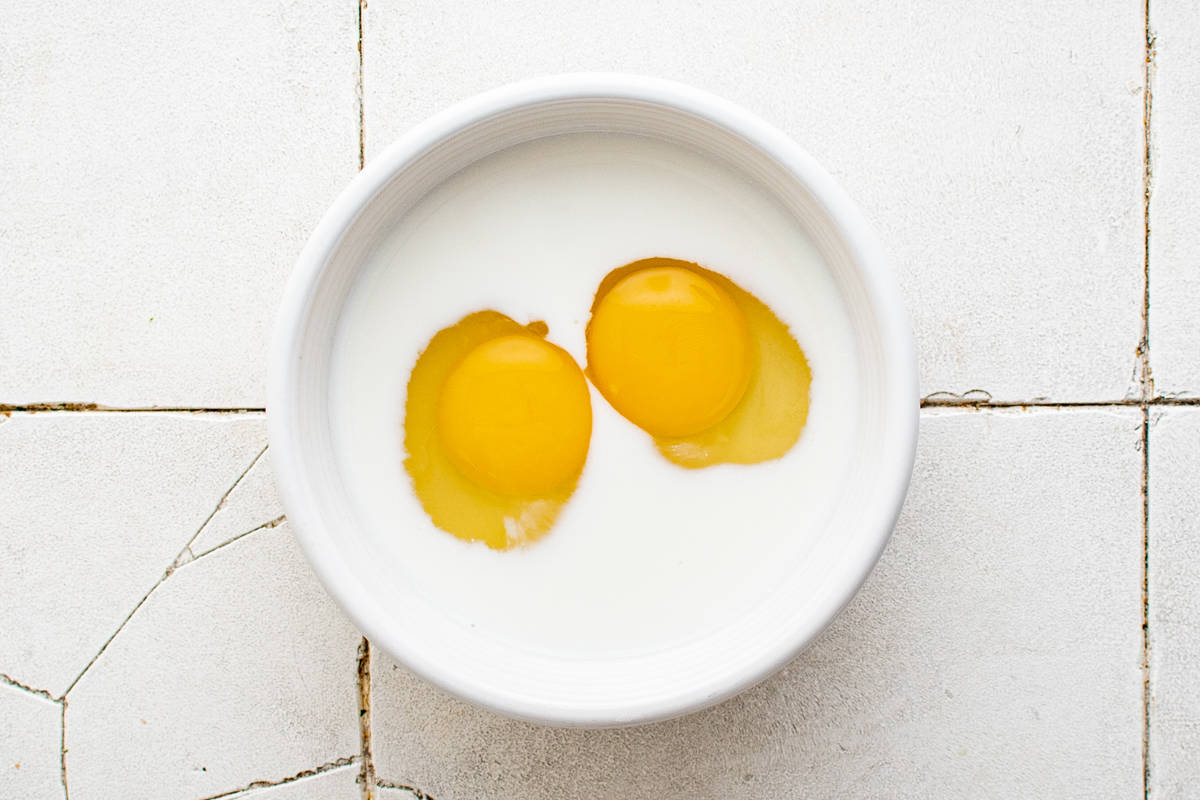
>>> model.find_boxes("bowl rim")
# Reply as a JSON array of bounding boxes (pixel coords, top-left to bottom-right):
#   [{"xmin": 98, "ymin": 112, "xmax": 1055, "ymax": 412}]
[{"xmin": 269, "ymin": 72, "xmax": 919, "ymax": 727}]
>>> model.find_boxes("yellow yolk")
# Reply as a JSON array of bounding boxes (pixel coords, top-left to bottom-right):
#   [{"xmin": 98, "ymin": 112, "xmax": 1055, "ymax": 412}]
[
  {"xmin": 587, "ymin": 257, "xmax": 812, "ymax": 469},
  {"xmin": 437, "ymin": 334, "xmax": 592, "ymax": 497},
  {"xmin": 404, "ymin": 312, "xmax": 591, "ymax": 549},
  {"xmin": 586, "ymin": 267, "xmax": 752, "ymax": 438}
]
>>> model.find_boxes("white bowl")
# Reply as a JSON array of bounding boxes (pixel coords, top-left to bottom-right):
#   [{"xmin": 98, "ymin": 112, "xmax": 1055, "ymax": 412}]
[{"xmin": 269, "ymin": 74, "xmax": 918, "ymax": 727}]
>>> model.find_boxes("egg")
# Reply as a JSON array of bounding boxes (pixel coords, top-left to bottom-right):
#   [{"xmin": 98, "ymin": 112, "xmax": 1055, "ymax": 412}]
[
  {"xmin": 586, "ymin": 257, "xmax": 811, "ymax": 468},
  {"xmin": 403, "ymin": 311, "xmax": 591, "ymax": 549},
  {"xmin": 329, "ymin": 132, "xmax": 860, "ymax": 657}
]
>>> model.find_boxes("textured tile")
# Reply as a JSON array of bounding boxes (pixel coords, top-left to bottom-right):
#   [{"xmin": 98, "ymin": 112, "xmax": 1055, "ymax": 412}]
[
  {"xmin": 371, "ymin": 409, "xmax": 1144, "ymax": 799},
  {"xmin": 1148, "ymin": 2, "xmax": 1200, "ymax": 396},
  {"xmin": 220, "ymin": 763, "xmax": 361, "ymax": 799},
  {"xmin": 66, "ymin": 524, "xmax": 360, "ymax": 800},
  {"xmin": 0, "ymin": 413, "xmax": 265, "ymax": 696},
  {"xmin": 1149, "ymin": 408, "xmax": 1200, "ymax": 797},
  {"xmin": 190, "ymin": 447, "xmax": 284, "ymax": 557},
  {"xmin": 364, "ymin": 0, "xmax": 1144, "ymax": 401},
  {"xmin": 0, "ymin": 0, "xmax": 358, "ymax": 407},
  {"xmin": 0, "ymin": 685, "xmax": 62, "ymax": 800}
]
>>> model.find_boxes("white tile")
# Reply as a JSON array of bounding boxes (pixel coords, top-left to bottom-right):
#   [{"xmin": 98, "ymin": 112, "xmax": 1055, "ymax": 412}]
[
  {"xmin": 364, "ymin": 0, "xmax": 1144, "ymax": 401},
  {"xmin": 66, "ymin": 524, "xmax": 360, "ymax": 800},
  {"xmin": 1149, "ymin": 2, "xmax": 1200, "ymax": 396},
  {"xmin": 190, "ymin": 447, "xmax": 284, "ymax": 557},
  {"xmin": 0, "ymin": 413, "xmax": 265, "ymax": 696},
  {"xmin": 221, "ymin": 763, "xmax": 361, "ymax": 799},
  {"xmin": 1149, "ymin": 408, "xmax": 1200, "ymax": 797},
  {"xmin": 370, "ymin": 409, "xmax": 1144, "ymax": 799},
  {"xmin": 0, "ymin": 1, "xmax": 358, "ymax": 407},
  {"xmin": 0, "ymin": 685, "xmax": 63, "ymax": 800}
]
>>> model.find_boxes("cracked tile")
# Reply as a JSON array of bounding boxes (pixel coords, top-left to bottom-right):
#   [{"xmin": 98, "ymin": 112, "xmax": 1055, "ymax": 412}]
[
  {"xmin": 66, "ymin": 523, "xmax": 360, "ymax": 800},
  {"xmin": 190, "ymin": 448, "xmax": 284, "ymax": 557},
  {"xmin": 0, "ymin": 684, "xmax": 62, "ymax": 800},
  {"xmin": 218, "ymin": 762, "xmax": 360, "ymax": 799},
  {"xmin": 371, "ymin": 409, "xmax": 1143, "ymax": 798},
  {"xmin": 365, "ymin": 0, "xmax": 1144, "ymax": 401},
  {"xmin": 0, "ymin": 0, "xmax": 358, "ymax": 407},
  {"xmin": 1148, "ymin": 1, "xmax": 1200, "ymax": 396},
  {"xmin": 0, "ymin": 414, "xmax": 265, "ymax": 696},
  {"xmin": 1149, "ymin": 408, "xmax": 1200, "ymax": 797}
]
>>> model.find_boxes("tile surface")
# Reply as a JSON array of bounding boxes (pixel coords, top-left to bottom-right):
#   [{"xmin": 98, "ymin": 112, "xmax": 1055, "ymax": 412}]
[
  {"xmin": 66, "ymin": 524, "xmax": 360, "ymax": 800},
  {"xmin": 371, "ymin": 409, "xmax": 1144, "ymax": 799},
  {"xmin": 364, "ymin": 0, "xmax": 1145, "ymax": 402},
  {"xmin": 1148, "ymin": 1, "xmax": 1200, "ymax": 396},
  {"xmin": 1149, "ymin": 408, "xmax": 1200, "ymax": 797},
  {"xmin": 1, "ymin": 2, "xmax": 1190, "ymax": 798},
  {"xmin": 0, "ymin": 0, "xmax": 358, "ymax": 407},
  {"xmin": 0, "ymin": 413, "xmax": 265, "ymax": 696},
  {"xmin": 0, "ymin": 686, "xmax": 62, "ymax": 800}
]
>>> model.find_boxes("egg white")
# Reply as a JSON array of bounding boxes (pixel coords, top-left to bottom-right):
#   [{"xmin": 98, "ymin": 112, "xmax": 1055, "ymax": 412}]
[{"xmin": 329, "ymin": 133, "xmax": 859, "ymax": 658}]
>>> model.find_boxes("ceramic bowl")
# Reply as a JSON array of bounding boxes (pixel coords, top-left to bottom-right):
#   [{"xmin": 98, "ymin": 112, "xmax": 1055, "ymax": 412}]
[{"xmin": 269, "ymin": 73, "xmax": 918, "ymax": 727}]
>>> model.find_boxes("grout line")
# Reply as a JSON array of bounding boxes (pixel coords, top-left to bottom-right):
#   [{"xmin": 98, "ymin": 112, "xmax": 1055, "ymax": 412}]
[
  {"xmin": 180, "ymin": 446, "xmax": 270, "ymax": 553},
  {"xmin": 357, "ymin": 0, "xmax": 366, "ymax": 170},
  {"xmin": 0, "ymin": 405, "xmax": 265, "ymax": 415},
  {"xmin": 358, "ymin": 638, "xmax": 375, "ymax": 800},
  {"xmin": 6, "ymin": 398, "xmax": 1200, "ymax": 417},
  {"xmin": 59, "ymin": 514, "xmax": 285, "ymax": 698},
  {"xmin": 1141, "ymin": 0, "xmax": 1157, "ymax": 405},
  {"xmin": 0, "ymin": 672, "xmax": 59, "ymax": 705},
  {"xmin": 190, "ymin": 515, "xmax": 287, "ymax": 562},
  {"xmin": 60, "ymin": 445, "xmax": 268, "ymax": 697},
  {"xmin": 355, "ymin": 8, "xmax": 373, "ymax": 798},
  {"xmin": 196, "ymin": 756, "xmax": 357, "ymax": 800},
  {"xmin": 1142, "ymin": 4, "xmax": 1156, "ymax": 797},
  {"xmin": 920, "ymin": 397, "xmax": 1200, "ymax": 409},
  {"xmin": 1142, "ymin": 406, "xmax": 1152, "ymax": 799},
  {"xmin": 376, "ymin": 779, "xmax": 437, "ymax": 799},
  {"xmin": 59, "ymin": 584, "xmax": 159, "ymax": 699},
  {"xmin": 60, "ymin": 699, "xmax": 69, "ymax": 800}
]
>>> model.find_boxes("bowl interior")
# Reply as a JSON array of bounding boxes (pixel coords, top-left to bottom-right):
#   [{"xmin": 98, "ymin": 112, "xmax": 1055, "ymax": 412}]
[{"xmin": 271, "ymin": 78, "xmax": 917, "ymax": 727}]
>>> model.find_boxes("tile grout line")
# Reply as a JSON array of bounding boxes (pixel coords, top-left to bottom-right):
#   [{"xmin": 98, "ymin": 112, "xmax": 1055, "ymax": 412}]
[
  {"xmin": 188, "ymin": 514, "xmax": 287, "ymax": 563},
  {"xmin": 0, "ymin": 672, "xmax": 58, "ymax": 705},
  {"xmin": 1141, "ymin": 0, "xmax": 1156, "ymax": 406},
  {"xmin": 7, "ymin": 398, "xmax": 1200, "ymax": 417},
  {"xmin": 376, "ymin": 778, "xmax": 437, "ymax": 798},
  {"xmin": 4, "ymin": 398, "xmax": 1200, "ymax": 417},
  {"xmin": 60, "ymin": 699, "xmax": 69, "ymax": 800},
  {"xmin": 358, "ymin": 639, "xmax": 375, "ymax": 799},
  {"xmin": 355, "ymin": 3, "xmax": 374, "ymax": 799},
  {"xmin": 1141, "ymin": 2, "xmax": 1156, "ymax": 797},
  {"xmin": 59, "ymin": 445, "xmax": 268, "ymax": 699},
  {"xmin": 194, "ymin": 756, "xmax": 358, "ymax": 800},
  {"xmin": 1142, "ymin": 407, "xmax": 1152, "ymax": 800},
  {"xmin": 0, "ymin": 405, "xmax": 266, "ymax": 414},
  {"xmin": 357, "ymin": 0, "xmax": 366, "ymax": 172}
]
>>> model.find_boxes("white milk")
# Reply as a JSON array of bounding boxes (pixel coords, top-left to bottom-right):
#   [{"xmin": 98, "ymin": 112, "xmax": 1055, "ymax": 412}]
[{"xmin": 329, "ymin": 133, "xmax": 859, "ymax": 658}]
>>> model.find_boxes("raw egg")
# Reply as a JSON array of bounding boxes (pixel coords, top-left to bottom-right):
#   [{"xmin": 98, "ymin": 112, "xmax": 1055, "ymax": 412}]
[
  {"xmin": 404, "ymin": 311, "xmax": 592, "ymax": 549},
  {"xmin": 586, "ymin": 257, "xmax": 811, "ymax": 468}
]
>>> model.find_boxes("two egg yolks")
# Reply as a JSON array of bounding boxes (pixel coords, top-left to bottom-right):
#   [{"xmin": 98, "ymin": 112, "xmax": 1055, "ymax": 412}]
[{"xmin": 407, "ymin": 260, "xmax": 811, "ymax": 549}]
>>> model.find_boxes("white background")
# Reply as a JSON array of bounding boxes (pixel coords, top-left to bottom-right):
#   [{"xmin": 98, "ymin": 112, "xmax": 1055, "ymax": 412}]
[{"xmin": 1, "ymin": 2, "xmax": 1195, "ymax": 798}]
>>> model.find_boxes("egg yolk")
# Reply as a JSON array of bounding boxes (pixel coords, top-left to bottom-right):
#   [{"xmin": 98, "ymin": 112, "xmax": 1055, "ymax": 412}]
[
  {"xmin": 587, "ymin": 257, "xmax": 811, "ymax": 469},
  {"xmin": 586, "ymin": 266, "xmax": 753, "ymax": 438},
  {"xmin": 404, "ymin": 311, "xmax": 591, "ymax": 549},
  {"xmin": 437, "ymin": 334, "xmax": 592, "ymax": 497}
]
